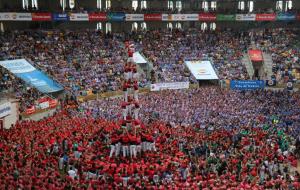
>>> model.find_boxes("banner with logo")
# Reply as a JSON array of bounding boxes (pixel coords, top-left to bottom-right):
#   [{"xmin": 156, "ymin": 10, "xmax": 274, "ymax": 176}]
[
  {"xmin": 144, "ymin": 14, "xmax": 162, "ymax": 21},
  {"xmin": 88, "ymin": 13, "xmax": 107, "ymax": 21},
  {"xmin": 0, "ymin": 59, "xmax": 64, "ymax": 93},
  {"xmin": 52, "ymin": 13, "xmax": 68, "ymax": 21},
  {"xmin": 185, "ymin": 60, "xmax": 219, "ymax": 80},
  {"xmin": 125, "ymin": 14, "xmax": 144, "ymax": 21},
  {"xmin": 0, "ymin": 12, "xmax": 32, "ymax": 21},
  {"xmin": 108, "ymin": 13, "xmax": 125, "ymax": 22},
  {"xmin": 199, "ymin": 13, "xmax": 216, "ymax": 21},
  {"xmin": 256, "ymin": 14, "xmax": 276, "ymax": 21},
  {"xmin": 230, "ymin": 80, "xmax": 265, "ymax": 90},
  {"xmin": 217, "ymin": 14, "xmax": 235, "ymax": 21},
  {"xmin": 162, "ymin": 14, "xmax": 173, "ymax": 21},
  {"xmin": 32, "ymin": 13, "xmax": 52, "ymax": 21},
  {"xmin": 276, "ymin": 13, "xmax": 296, "ymax": 21},
  {"xmin": 266, "ymin": 79, "xmax": 276, "ymax": 87},
  {"xmin": 150, "ymin": 82, "xmax": 189, "ymax": 91},
  {"xmin": 248, "ymin": 50, "xmax": 263, "ymax": 62},
  {"xmin": 236, "ymin": 14, "xmax": 256, "ymax": 21},
  {"xmin": 69, "ymin": 13, "xmax": 89, "ymax": 21},
  {"xmin": 0, "ymin": 102, "xmax": 11, "ymax": 118},
  {"xmin": 171, "ymin": 14, "xmax": 198, "ymax": 21},
  {"xmin": 25, "ymin": 106, "xmax": 36, "ymax": 115}
]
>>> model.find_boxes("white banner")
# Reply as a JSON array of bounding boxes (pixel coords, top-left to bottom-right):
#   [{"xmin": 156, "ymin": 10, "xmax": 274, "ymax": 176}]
[
  {"xmin": 133, "ymin": 52, "xmax": 147, "ymax": 64},
  {"xmin": 150, "ymin": 82, "xmax": 189, "ymax": 91},
  {"xmin": 39, "ymin": 101, "xmax": 50, "ymax": 109},
  {"xmin": 0, "ymin": 102, "xmax": 11, "ymax": 118},
  {"xmin": 184, "ymin": 14, "xmax": 199, "ymax": 21},
  {"xmin": 69, "ymin": 13, "xmax": 89, "ymax": 21},
  {"xmin": 125, "ymin": 14, "xmax": 144, "ymax": 21},
  {"xmin": 236, "ymin": 14, "xmax": 256, "ymax": 21},
  {"xmin": 162, "ymin": 14, "xmax": 172, "ymax": 21},
  {"xmin": 0, "ymin": 12, "xmax": 32, "ymax": 21},
  {"xmin": 185, "ymin": 60, "xmax": 219, "ymax": 80}
]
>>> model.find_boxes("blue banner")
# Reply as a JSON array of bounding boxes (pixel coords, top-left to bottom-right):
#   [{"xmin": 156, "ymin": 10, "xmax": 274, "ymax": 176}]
[
  {"xmin": 276, "ymin": 13, "xmax": 296, "ymax": 21},
  {"xmin": 230, "ymin": 80, "xmax": 265, "ymax": 90},
  {"xmin": 108, "ymin": 13, "xmax": 125, "ymax": 22},
  {"xmin": 53, "ymin": 13, "xmax": 69, "ymax": 21},
  {"xmin": 0, "ymin": 59, "xmax": 63, "ymax": 93}
]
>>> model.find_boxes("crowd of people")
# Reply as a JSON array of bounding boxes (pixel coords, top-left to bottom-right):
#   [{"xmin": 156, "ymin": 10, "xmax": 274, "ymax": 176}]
[{"xmin": 0, "ymin": 86, "xmax": 299, "ymax": 189}]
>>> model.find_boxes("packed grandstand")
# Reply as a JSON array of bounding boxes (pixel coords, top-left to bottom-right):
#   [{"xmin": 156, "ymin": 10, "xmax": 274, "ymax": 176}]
[{"xmin": 0, "ymin": 0, "xmax": 300, "ymax": 190}]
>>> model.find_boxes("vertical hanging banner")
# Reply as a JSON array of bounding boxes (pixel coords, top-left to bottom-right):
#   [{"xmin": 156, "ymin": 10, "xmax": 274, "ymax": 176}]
[
  {"xmin": 248, "ymin": 50, "xmax": 263, "ymax": 62},
  {"xmin": 52, "ymin": 13, "xmax": 69, "ymax": 21},
  {"xmin": 88, "ymin": 13, "xmax": 107, "ymax": 21},
  {"xmin": 236, "ymin": 14, "xmax": 256, "ymax": 21},
  {"xmin": 125, "ymin": 14, "xmax": 144, "ymax": 21},
  {"xmin": 199, "ymin": 13, "xmax": 216, "ymax": 21},
  {"xmin": 69, "ymin": 13, "xmax": 89, "ymax": 21},
  {"xmin": 256, "ymin": 14, "xmax": 276, "ymax": 21},
  {"xmin": 217, "ymin": 14, "xmax": 235, "ymax": 21},
  {"xmin": 31, "ymin": 13, "xmax": 52, "ymax": 21},
  {"xmin": 144, "ymin": 14, "xmax": 162, "ymax": 21},
  {"xmin": 276, "ymin": 13, "xmax": 296, "ymax": 21},
  {"xmin": 108, "ymin": 13, "xmax": 125, "ymax": 22}
]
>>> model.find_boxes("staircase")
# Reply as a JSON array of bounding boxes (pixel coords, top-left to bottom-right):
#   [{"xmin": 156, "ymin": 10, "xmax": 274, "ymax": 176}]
[
  {"xmin": 242, "ymin": 53, "xmax": 254, "ymax": 79},
  {"xmin": 262, "ymin": 53, "xmax": 273, "ymax": 80}
]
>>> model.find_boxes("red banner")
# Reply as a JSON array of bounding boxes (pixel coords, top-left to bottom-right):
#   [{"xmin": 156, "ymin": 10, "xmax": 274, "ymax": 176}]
[
  {"xmin": 144, "ymin": 14, "xmax": 162, "ymax": 21},
  {"xmin": 25, "ymin": 106, "xmax": 36, "ymax": 115},
  {"xmin": 256, "ymin": 14, "xmax": 276, "ymax": 21},
  {"xmin": 49, "ymin": 99, "xmax": 58, "ymax": 108},
  {"xmin": 88, "ymin": 13, "xmax": 107, "ymax": 21},
  {"xmin": 199, "ymin": 13, "xmax": 216, "ymax": 21},
  {"xmin": 248, "ymin": 50, "xmax": 263, "ymax": 62},
  {"xmin": 31, "ymin": 13, "xmax": 52, "ymax": 21}
]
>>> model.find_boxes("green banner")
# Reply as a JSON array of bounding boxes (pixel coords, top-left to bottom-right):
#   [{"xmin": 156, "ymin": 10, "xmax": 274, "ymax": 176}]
[{"xmin": 217, "ymin": 14, "xmax": 235, "ymax": 21}]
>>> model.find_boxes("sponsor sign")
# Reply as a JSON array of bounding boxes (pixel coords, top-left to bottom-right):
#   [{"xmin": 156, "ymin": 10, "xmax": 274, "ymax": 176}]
[
  {"xmin": 52, "ymin": 13, "xmax": 68, "ymax": 21},
  {"xmin": 248, "ymin": 50, "xmax": 263, "ymax": 62},
  {"xmin": 0, "ymin": 102, "xmax": 11, "ymax": 118},
  {"xmin": 25, "ymin": 106, "xmax": 35, "ymax": 115},
  {"xmin": 185, "ymin": 60, "xmax": 219, "ymax": 80},
  {"xmin": 151, "ymin": 82, "xmax": 189, "ymax": 91},
  {"xmin": 108, "ymin": 13, "xmax": 125, "ymax": 21},
  {"xmin": 32, "ymin": 13, "xmax": 52, "ymax": 21},
  {"xmin": 217, "ymin": 14, "xmax": 235, "ymax": 21},
  {"xmin": 144, "ymin": 14, "xmax": 162, "ymax": 21},
  {"xmin": 236, "ymin": 14, "xmax": 256, "ymax": 21},
  {"xmin": 276, "ymin": 13, "xmax": 296, "ymax": 21},
  {"xmin": 0, "ymin": 59, "xmax": 64, "ymax": 93},
  {"xmin": 184, "ymin": 14, "xmax": 199, "ymax": 21},
  {"xmin": 199, "ymin": 13, "xmax": 216, "ymax": 21},
  {"xmin": 125, "ymin": 14, "xmax": 144, "ymax": 21},
  {"xmin": 256, "ymin": 14, "xmax": 276, "ymax": 21},
  {"xmin": 69, "ymin": 13, "xmax": 89, "ymax": 21},
  {"xmin": 88, "ymin": 13, "xmax": 107, "ymax": 21},
  {"xmin": 230, "ymin": 80, "xmax": 265, "ymax": 90},
  {"xmin": 0, "ymin": 12, "xmax": 31, "ymax": 21},
  {"xmin": 162, "ymin": 14, "xmax": 173, "ymax": 21}
]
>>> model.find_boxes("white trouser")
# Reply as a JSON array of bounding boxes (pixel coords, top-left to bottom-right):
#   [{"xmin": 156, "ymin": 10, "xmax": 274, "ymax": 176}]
[
  {"xmin": 130, "ymin": 145, "xmax": 137, "ymax": 158},
  {"xmin": 134, "ymin": 108, "xmax": 139, "ymax": 120},
  {"xmin": 123, "ymin": 108, "xmax": 127, "ymax": 120},
  {"xmin": 124, "ymin": 90, "xmax": 128, "ymax": 102},
  {"xmin": 109, "ymin": 145, "xmax": 115, "ymax": 158},
  {"xmin": 150, "ymin": 142, "xmax": 157, "ymax": 151},
  {"xmin": 122, "ymin": 145, "xmax": 129, "ymax": 157},
  {"xmin": 136, "ymin": 145, "xmax": 142, "ymax": 155},
  {"xmin": 134, "ymin": 90, "xmax": 138, "ymax": 101},
  {"xmin": 115, "ymin": 143, "xmax": 121, "ymax": 157},
  {"xmin": 142, "ymin": 142, "xmax": 147, "ymax": 151}
]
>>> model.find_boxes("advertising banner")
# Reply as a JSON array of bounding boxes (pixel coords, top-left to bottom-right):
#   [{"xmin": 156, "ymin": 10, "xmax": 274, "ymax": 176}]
[
  {"xmin": 184, "ymin": 60, "xmax": 219, "ymax": 80},
  {"xmin": 236, "ymin": 14, "xmax": 256, "ymax": 21},
  {"xmin": 144, "ymin": 14, "xmax": 162, "ymax": 21},
  {"xmin": 0, "ymin": 12, "xmax": 31, "ymax": 21},
  {"xmin": 25, "ymin": 106, "xmax": 36, "ymax": 115},
  {"xmin": 0, "ymin": 59, "xmax": 64, "ymax": 93},
  {"xmin": 108, "ymin": 13, "xmax": 125, "ymax": 21},
  {"xmin": 217, "ymin": 14, "xmax": 235, "ymax": 21},
  {"xmin": 69, "ymin": 13, "xmax": 89, "ymax": 21},
  {"xmin": 276, "ymin": 13, "xmax": 296, "ymax": 21},
  {"xmin": 248, "ymin": 50, "xmax": 263, "ymax": 62},
  {"xmin": 184, "ymin": 14, "xmax": 199, "ymax": 21},
  {"xmin": 52, "ymin": 13, "xmax": 68, "ymax": 21},
  {"xmin": 32, "ymin": 13, "xmax": 52, "ymax": 21},
  {"xmin": 0, "ymin": 102, "xmax": 11, "ymax": 118},
  {"xmin": 150, "ymin": 82, "xmax": 189, "ymax": 91},
  {"xmin": 256, "ymin": 14, "xmax": 276, "ymax": 21},
  {"xmin": 199, "ymin": 13, "xmax": 216, "ymax": 21},
  {"xmin": 230, "ymin": 80, "xmax": 265, "ymax": 90},
  {"xmin": 88, "ymin": 13, "xmax": 107, "ymax": 21},
  {"xmin": 162, "ymin": 14, "xmax": 173, "ymax": 21},
  {"xmin": 125, "ymin": 14, "xmax": 144, "ymax": 21}
]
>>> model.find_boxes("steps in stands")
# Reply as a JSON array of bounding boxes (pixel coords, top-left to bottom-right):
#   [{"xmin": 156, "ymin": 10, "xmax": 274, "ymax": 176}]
[
  {"xmin": 262, "ymin": 53, "xmax": 273, "ymax": 80},
  {"xmin": 242, "ymin": 53, "xmax": 254, "ymax": 79}
]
